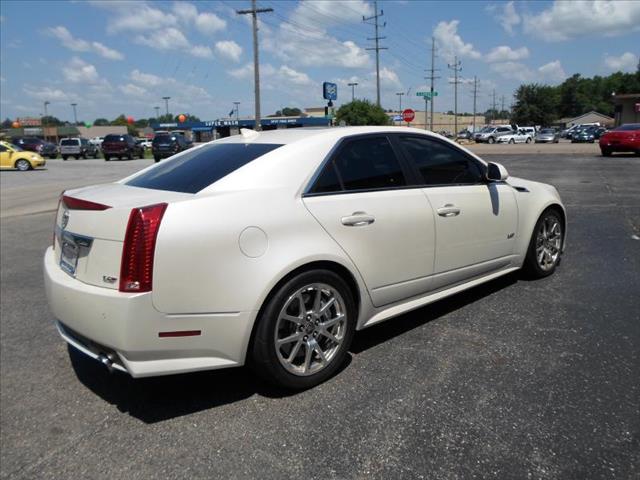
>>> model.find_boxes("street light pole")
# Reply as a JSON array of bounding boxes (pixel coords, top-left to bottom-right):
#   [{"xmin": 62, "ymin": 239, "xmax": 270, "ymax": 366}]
[
  {"xmin": 154, "ymin": 106, "xmax": 160, "ymax": 119},
  {"xmin": 43, "ymin": 101, "xmax": 50, "ymax": 141},
  {"xmin": 396, "ymin": 92, "xmax": 404, "ymax": 113},
  {"xmin": 70, "ymin": 103, "xmax": 78, "ymax": 125},
  {"xmin": 162, "ymin": 96, "xmax": 171, "ymax": 116},
  {"xmin": 348, "ymin": 82, "xmax": 358, "ymax": 102}
]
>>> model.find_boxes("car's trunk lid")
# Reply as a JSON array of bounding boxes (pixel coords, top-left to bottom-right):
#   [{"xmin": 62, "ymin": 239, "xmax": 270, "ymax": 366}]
[{"xmin": 54, "ymin": 183, "xmax": 192, "ymax": 289}]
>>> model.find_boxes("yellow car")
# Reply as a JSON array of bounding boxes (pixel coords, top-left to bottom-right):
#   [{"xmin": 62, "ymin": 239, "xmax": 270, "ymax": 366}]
[{"xmin": 0, "ymin": 140, "xmax": 47, "ymax": 171}]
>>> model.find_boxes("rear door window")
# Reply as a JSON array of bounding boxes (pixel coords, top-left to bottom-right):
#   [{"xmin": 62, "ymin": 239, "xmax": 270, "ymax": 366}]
[
  {"xmin": 398, "ymin": 136, "xmax": 485, "ymax": 185},
  {"xmin": 126, "ymin": 143, "xmax": 283, "ymax": 193},
  {"xmin": 311, "ymin": 136, "xmax": 406, "ymax": 194}
]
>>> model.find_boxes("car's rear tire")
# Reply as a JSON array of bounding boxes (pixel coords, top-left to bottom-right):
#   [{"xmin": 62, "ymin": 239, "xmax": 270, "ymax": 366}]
[
  {"xmin": 250, "ymin": 269, "xmax": 356, "ymax": 390},
  {"xmin": 154, "ymin": 156, "xmax": 160, "ymax": 163},
  {"xmin": 509, "ymin": 139, "xmax": 515, "ymax": 144},
  {"xmin": 127, "ymin": 151, "xmax": 133, "ymax": 160},
  {"xmin": 15, "ymin": 159, "xmax": 31, "ymax": 171},
  {"xmin": 522, "ymin": 209, "xmax": 564, "ymax": 279},
  {"xmin": 526, "ymin": 137, "xmax": 532, "ymax": 143},
  {"xmin": 104, "ymin": 156, "xmax": 110, "ymax": 161},
  {"xmin": 62, "ymin": 156, "xmax": 68, "ymax": 161}
]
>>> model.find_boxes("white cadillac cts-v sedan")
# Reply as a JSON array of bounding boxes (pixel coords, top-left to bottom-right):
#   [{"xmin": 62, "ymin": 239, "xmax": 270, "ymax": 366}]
[{"xmin": 44, "ymin": 126, "xmax": 566, "ymax": 389}]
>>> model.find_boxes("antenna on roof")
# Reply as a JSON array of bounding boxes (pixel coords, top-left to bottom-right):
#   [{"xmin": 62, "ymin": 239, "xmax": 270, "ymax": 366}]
[{"xmin": 240, "ymin": 128, "xmax": 260, "ymax": 141}]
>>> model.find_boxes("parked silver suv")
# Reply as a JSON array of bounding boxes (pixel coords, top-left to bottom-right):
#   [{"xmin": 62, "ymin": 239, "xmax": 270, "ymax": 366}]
[
  {"xmin": 59, "ymin": 138, "xmax": 100, "ymax": 160},
  {"xmin": 474, "ymin": 125, "xmax": 514, "ymax": 144}
]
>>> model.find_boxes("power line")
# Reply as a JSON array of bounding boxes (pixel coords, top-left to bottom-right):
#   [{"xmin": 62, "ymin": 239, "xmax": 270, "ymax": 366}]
[
  {"xmin": 363, "ymin": 0, "xmax": 387, "ymax": 107},
  {"xmin": 237, "ymin": 0, "xmax": 273, "ymax": 130},
  {"xmin": 447, "ymin": 56, "xmax": 462, "ymax": 135}
]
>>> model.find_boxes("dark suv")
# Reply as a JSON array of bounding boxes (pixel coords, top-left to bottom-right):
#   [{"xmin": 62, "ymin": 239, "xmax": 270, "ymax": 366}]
[
  {"xmin": 102, "ymin": 134, "xmax": 145, "ymax": 161},
  {"xmin": 11, "ymin": 137, "xmax": 58, "ymax": 159},
  {"xmin": 152, "ymin": 133, "xmax": 192, "ymax": 162}
]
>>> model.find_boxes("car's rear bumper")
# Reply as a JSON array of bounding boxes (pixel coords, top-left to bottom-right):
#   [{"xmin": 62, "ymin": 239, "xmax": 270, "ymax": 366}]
[
  {"xmin": 152, "ymin": 150, "xmax": 177, "ymax": 158},
  {"xmin": 43, "ymin": 247, "xmax": 255, "ymax": 377}
]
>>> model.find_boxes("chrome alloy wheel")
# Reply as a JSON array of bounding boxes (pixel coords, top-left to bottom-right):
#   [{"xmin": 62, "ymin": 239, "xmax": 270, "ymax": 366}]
[
  {"xmin": 274, "ymin": 283, "xmax": 347, "ymax": 376},
  {"xmin": 536, "ymin": 215, "xmax": 562, "ymax": 271}
]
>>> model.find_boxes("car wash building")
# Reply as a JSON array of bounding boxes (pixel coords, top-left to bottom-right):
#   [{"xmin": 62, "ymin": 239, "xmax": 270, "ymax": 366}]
[{"xmin": 150, "ymin": 116, "xmax": 331, "ymax": 142}]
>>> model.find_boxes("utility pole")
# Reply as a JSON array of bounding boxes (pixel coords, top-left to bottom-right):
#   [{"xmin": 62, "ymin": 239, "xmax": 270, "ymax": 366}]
[
  {"xmin": 396, "ymin": 92, "xmax": 404, "ymax": 113},
  {"xmin": 348, "ymin": 82, "xmax": 358, "ymax": 102},
  {"xmin": 162, "ymin": 96, "xmax": 171, "ymax": 116},
  {"xmin": 471, "ymin": 76, "xmax": 479, "ymax": 133},
  {"xmin": 363, "ymin": 0, "xmax": 387, "ymax": 107},
  {"xmin": 154, "ymin": 106, "xmax": 160, "ymax": 119},
  {"xmin": 447, "ymin": 56, "xmax": 462, "ymax": 135},
  {"xmin": 234, "ymin": 101, "xmax": 240, "ymax": 122},
  {"xmin": 43, "ymin": 101, "xmax": 50, "ymax": 141},
  {"xmin": 237, "ymin": 0, "xmax": 273, "ymax": 131},
  {"xmin": 500, "ymin": 94, "xmax": 505, "ymax": 119},
  {"xmin": 424, "ymin": 36, "xmax": 440, "ymax": 131},
  {"xmin": 70, "ymin": 103, "xmax": 78, "ymax": 125}
]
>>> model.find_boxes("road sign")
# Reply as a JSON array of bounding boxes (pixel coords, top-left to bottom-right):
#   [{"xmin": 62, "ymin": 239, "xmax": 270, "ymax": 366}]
[
  {"xmin": 323, "ymin": 82, "xmax": 337, "ymax": 101},
  {"xmin": 402, "ymin": 109, "xmax": 415, "ymax": 123},
  {"xmin": 416, "ymin": 91, "xmax": 438, "ymax": 98}
]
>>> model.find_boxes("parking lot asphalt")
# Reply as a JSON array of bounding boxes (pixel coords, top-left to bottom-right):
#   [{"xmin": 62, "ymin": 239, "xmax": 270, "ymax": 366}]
[{"xmin": 1, "ymin": 152, "xmax": 639, "ymax": 479}]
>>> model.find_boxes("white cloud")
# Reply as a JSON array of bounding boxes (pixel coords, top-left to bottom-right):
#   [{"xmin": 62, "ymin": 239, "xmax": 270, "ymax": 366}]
[
  {"xmin": 23, "ymin": 86, "xmax": 70, "ymax": 101},
  {"xmin": 604, "ymin": 52, "xmax": 639, "ymax": 72},
  {"xmin": 190, "ymin": 45, "xmax": 214, "ymax": 59},
  {"xmin": 46, "ymin": 26, "xmax": 124, "ymax": 60},
  {"xmin": 487, "ymin": 1, "xmax": 521, "ymax": 35},
  {"xmin": 63, "ymin": 57, "xmax": 101, "ymax": 84},
  {"xmin": 433, "ymin": 20, "xmax": 481, "ymax": 60},
  {"xmin": 228, "ymin": 63, "xmax": 254, "ymax": 80},
  {"xmin": 215, "ymin": 40, "xmax": 243, "ymax": 62},
  {"xmin": 135, "ymin": 27, "xmax": 190, "ymax": 50},
  {"xmin": 486, "ymin": 46, "xmax": 529, "ymax": 63},
  {"xmin": 172, "ymin": 2, "xmax": 198, "ymax": 22},
  {"xmin": 261, "ymin": 3, "xmax": 371, "ymax": 69},
  {"xmin": 278, "ymin": 65, "xmax": 313, "ymax": 86},
  {"xmin": 91, "ymin": 41, "xmax": 124, "ymax": 60},
  {"xmin": 538, "ymin": 60, "xmax": 567, "ymax": 83},
  {"xmin": 119, "ymin": 83, "xmax": 147, "ymax": 96},
  {"xmin": 524, "ymin": 0, "xmax": 640, "ymax": 41},
  {"xmin": 195, "ymin": 12, "xmax": 226, "ymax": 35},
  {"xmin": 104, "ymin": 2, "xmax": 177, "ymax": 33},
  {"xmin": 130, "ymin": 69, "xmax": 163, "ymax": 87},
  {"xmin": 490, "ymin": 62, "xmax": 534, "ymax": 82},
  {"xmin": 379, "ymin": 67, "xmax": 402, "ymax": 89}
]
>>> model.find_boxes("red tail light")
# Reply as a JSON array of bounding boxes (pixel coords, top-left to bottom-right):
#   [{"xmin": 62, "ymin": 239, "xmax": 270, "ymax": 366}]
[
  {"xmin": 62, "ymin": 195, "xmax": 111, "ymax": 211},
  {"xmin": 119, "ymin": 203, "xmax": 167, "ymax": 293}
]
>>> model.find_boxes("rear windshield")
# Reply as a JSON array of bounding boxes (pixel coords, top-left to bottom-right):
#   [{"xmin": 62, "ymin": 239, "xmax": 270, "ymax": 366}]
[
  {"xmin": 126, "ymin": 142, "xmax": 283, "ymax": 193},
  {"xmin": 539, "ymin": 129, "xmax": 555, "ymax": 134},
  {"xmin": 152, "ymin": 135, "xmax": 176, "ymax": 144},
  {"xmin": 613, "ymin": 124, "xmax": 640, "ymax": 131},
  {"xmin": 60, "ymin": 139, "xmax": 78, "ymax": 146},
  {"xmin": 104, "ymin": 134, "xmax": 126, "ymax": 142}
]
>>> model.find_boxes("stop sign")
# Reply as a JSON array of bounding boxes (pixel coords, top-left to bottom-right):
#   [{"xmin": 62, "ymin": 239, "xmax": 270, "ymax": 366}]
[{"xmin": 402, "ymin": 108, "xmax": 415, "ymax": 123}]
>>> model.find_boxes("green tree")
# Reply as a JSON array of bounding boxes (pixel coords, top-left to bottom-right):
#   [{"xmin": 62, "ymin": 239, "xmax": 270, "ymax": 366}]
[
  {"xmin": 2, "ymin": 118, "xmax": 13, "ymax": 129},
  {"xmin": 94, "ymin": 118, "xmax": 109, "ymax": 126},
  {"xmin": 41, "ymin": 115, "xmax": 63, "ymax": 126},
  {"xmin": 335, "ymin": 100, "xmax": 389, "ymax": 126},
  {"xmin": 511, "ymin": 84, "xmax": 559, "ymax": 126}
]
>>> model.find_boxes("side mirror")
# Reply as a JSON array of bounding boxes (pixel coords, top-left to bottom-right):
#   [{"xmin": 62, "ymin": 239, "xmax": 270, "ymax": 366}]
[{"xmin": 487, "ymin": 162, "xmax": 509, "ymax": 182}]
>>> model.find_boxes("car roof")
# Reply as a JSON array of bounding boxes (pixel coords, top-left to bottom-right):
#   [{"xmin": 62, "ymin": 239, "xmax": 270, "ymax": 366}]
[{"xmin": 213, "ymin": 126, "xmax": 448, "ymax": 146}]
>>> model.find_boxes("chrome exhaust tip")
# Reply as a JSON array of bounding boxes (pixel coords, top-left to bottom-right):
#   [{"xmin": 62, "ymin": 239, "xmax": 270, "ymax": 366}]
[{"xmin": 98, "ymin": 353, "xmax": 115, "ymax": 373}]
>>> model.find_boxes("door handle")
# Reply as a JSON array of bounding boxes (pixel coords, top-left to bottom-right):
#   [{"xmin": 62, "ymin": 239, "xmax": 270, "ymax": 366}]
[
  {"xmin": 436, "ymin": 204, "xmax": 461, "ymax": 217},
  {"xmin": 341, "ymin": 212, "xmax": 375, "ymax": 227}
]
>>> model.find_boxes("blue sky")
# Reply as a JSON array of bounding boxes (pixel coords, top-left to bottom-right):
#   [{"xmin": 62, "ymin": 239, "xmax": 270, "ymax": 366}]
[{"xmin": 1, "ymin": 0, "xmax": 638, "ymax": 123}]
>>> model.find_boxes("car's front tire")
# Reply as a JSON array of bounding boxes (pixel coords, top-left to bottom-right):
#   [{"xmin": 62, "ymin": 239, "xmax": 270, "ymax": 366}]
[
  {"xmin": 601, "ymin": 148, "xmax": 611, "ymax": 157},
  {"xmin": 487, "ymin": 137, "xmax": 495, "ymax": 144},
  {"xmin": 15, "ymin": 159, "xmax": 31, "ymax": 171},
  {"xmin": 522, "ymin": 209, "xmax": 564, "ymax": 279},
  {"xmin": 250, "ymin": 269, "xmax": 356, "ymax": 390}
]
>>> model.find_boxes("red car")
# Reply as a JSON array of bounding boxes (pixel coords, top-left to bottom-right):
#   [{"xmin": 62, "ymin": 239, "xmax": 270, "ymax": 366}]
[{"xmin": 599, "ymin": 124, "xmax": 640, "ymax": 156}]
